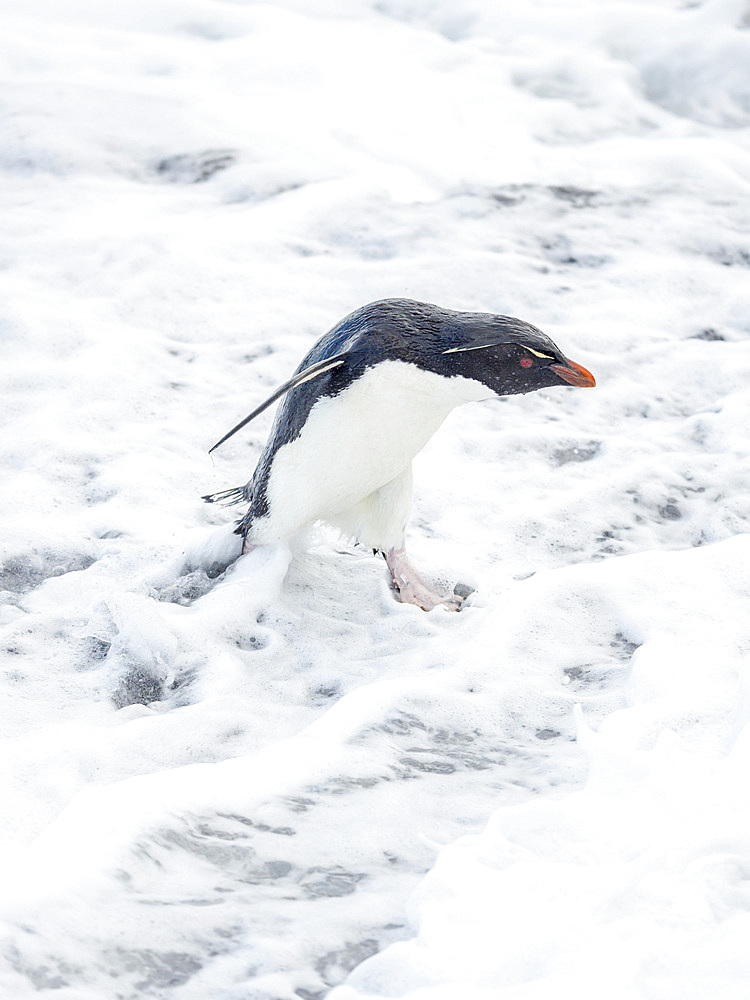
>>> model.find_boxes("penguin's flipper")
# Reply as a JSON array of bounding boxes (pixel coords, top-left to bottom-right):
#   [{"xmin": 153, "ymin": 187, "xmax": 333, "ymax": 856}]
[{"xmin": 209, "ymin": 354, "xmax": 348, "ymax": 453}]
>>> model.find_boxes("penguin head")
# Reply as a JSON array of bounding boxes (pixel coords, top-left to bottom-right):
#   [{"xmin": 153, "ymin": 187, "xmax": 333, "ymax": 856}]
[{"xmin": 435, "ymin": 313, "xmax": 595, "ymax": 397}]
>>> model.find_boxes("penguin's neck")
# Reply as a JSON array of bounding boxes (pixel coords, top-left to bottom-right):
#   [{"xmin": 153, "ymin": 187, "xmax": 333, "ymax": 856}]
[
  {"xmin": 356, "ymin": 358, "xmax": 492, "ymax": 427},
  {"xmin": 296, "ymin": 358, "xmax": 490, "ymax": 487}
]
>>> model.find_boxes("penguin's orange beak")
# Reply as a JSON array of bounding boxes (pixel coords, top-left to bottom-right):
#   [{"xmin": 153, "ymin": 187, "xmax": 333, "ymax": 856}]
[{"xmin": 550, "ymin": 357, "xmax": 596, "ymax": 388}]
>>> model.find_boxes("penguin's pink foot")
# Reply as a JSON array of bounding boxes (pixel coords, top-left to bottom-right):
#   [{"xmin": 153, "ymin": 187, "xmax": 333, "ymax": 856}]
[{"xmin": 385, "ymin": 547, "xmax": 467, "ymax": 612}]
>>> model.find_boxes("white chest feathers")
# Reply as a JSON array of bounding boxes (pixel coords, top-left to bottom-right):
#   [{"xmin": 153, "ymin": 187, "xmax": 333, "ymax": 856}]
[{"xmin": 251, "ymin": 359, "xmax": 490, "ymax": 544}]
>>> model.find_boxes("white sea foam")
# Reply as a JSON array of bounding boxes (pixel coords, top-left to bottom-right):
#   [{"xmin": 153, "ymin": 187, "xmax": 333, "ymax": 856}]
[{"xmin": 1, "ymin": 0, "xmax": 749, "ymax": 996}]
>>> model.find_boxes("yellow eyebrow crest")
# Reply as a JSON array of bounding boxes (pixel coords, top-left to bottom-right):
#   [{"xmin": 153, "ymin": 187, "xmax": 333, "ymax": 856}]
[
  {"xmin": 524, "ymin": 346, "xmax": 554, "ymax": 359},
  {"xmin": 442, "ymin": 343, "xmax": 555, "ymax": 358},
  {"xmin": 442, "ymin": 343, "xmax": 495, "ymax": 355}
]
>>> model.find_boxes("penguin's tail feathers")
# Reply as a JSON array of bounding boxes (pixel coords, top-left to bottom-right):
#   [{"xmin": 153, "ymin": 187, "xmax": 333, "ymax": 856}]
[
  {"xmin": 202, "ymin": 485, "xmax": 253, "ymax": 541},
  {"xmin": 201, "ymin": 485, "xmax": 248, "ymax": 507}
]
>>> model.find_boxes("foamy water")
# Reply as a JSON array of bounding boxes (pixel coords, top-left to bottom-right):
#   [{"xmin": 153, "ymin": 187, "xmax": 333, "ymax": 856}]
[{"xmin": 1, "ymin": 1, "xmax": 750, "ymax": 997}]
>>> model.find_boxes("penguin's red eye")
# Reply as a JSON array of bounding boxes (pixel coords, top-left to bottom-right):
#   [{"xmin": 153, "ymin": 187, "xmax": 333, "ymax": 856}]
[{"xmin": 520, "ymin": 357, "xmax": 533, "ymax": 368}]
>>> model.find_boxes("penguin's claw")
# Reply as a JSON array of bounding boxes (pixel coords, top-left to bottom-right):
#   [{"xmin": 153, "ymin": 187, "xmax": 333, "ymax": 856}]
[{"xmin": 385, "ymin": 547, "xmax": 467, "ymax": 612}]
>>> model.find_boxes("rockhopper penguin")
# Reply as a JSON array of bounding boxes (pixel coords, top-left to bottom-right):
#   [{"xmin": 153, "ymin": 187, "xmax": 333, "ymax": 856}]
[{"xmin": 204, "ymin": 298, "xmax": 595, "ymax": 610}]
